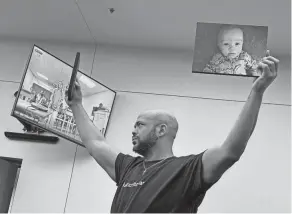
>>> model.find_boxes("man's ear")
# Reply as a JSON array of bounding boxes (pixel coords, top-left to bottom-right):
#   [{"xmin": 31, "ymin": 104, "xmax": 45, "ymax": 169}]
[{"xmin": 157, "ymin": 124, "xmax": 167, "ymax": 137}]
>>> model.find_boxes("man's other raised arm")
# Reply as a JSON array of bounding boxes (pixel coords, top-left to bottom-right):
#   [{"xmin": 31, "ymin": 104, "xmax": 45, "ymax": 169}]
[{"xmin": 66, "ymin": 80, "xmax": 120, "ymax": 182}]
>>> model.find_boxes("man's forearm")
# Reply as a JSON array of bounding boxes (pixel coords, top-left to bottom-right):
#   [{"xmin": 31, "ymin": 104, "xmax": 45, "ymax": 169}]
[
  {"xmin": 222, "ymin": 89, "xmax": 264, "ymax": 159},
  {"xmin": 71, "ymin": 103, "xmax": 105, "ymax": 144}
]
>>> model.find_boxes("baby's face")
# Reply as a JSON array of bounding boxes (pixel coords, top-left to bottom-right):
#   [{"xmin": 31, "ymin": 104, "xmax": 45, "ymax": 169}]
[{"xmin": 218, "ymin": 28, "xmax": 243, "ymax": 59}]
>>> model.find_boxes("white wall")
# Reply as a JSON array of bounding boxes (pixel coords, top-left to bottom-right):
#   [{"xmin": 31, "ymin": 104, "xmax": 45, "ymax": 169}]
[
  {"xmin": 0, "ymin": 39, "xmax": 290, "ymax": 213},
  {"xmin": 22, "ymin": 68, "xmax": 34, "ymax": 91}
]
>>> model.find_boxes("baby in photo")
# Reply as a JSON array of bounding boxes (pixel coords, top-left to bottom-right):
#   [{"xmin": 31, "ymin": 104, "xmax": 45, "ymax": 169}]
[{"xmin": 203, "ymin": 25, "xmax": 261, "ymax": 76}]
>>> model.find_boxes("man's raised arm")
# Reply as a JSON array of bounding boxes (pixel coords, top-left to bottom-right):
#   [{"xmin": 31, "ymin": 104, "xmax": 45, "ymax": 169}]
[
  {"xmin": 201, "ymin": 51, "xmax": 279, "ymax": 184},
  {"xmin": 65, "ymin": 80, "xmax": 120, "ymax": 182}
]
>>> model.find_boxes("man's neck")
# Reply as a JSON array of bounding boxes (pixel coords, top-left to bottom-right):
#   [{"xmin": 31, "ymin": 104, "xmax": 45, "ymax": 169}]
[{"xmin": 143, "ymin": 151, "xmax": 174, "ymax": 162}]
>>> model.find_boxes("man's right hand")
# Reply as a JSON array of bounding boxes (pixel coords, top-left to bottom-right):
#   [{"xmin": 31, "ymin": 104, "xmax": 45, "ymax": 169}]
[{"xmin": 65, "ymin": 79, "xmax": 83, "ymax": 107}]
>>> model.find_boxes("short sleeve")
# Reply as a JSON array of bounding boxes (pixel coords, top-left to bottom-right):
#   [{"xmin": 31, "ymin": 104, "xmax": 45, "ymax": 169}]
[
  {"xmin": 184, "ymin": 150, "xmax": 216, "ymax": 197},
  {"xmin": 115, "ymin": 153, "xmax": 137, "ymax": 186}
]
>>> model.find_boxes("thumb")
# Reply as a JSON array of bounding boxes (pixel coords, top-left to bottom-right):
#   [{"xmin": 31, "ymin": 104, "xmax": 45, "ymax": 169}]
[{"xmin": 266, "ymin": 50, "xmax": 270, "ymax": 57}]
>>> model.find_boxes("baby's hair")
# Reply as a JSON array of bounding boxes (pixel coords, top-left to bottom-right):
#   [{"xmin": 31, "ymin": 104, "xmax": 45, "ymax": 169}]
[{"xmin": 217, "ymin": 24, "xmax": 244, "ymax": 44}]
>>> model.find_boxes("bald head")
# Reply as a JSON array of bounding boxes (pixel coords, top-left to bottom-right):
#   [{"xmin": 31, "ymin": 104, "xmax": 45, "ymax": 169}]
[{"xmin": 138, "ymin": 110, "xmax": 179, "ymax": 139}]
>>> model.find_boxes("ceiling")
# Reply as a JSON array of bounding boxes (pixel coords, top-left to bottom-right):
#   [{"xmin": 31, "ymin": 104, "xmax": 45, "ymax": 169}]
[{"xmin": 0, "ymin": 0, "xmax": 290, "ymax": 55}]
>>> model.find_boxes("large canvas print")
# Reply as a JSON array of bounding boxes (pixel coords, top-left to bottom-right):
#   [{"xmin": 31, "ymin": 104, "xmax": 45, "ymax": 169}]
[
  {"xmin": 11, "ymin": 45, "xmax": 116, "ymax": 146},
  {"xmin": 192, "ymin": 22, "xmax": 268, "ymax": 77}
]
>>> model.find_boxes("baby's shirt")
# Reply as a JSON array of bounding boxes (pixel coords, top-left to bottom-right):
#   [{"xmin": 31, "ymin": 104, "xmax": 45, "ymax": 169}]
[{"xmin": 203, "ymin": 51, "xmax": 260, "ymax": 76}]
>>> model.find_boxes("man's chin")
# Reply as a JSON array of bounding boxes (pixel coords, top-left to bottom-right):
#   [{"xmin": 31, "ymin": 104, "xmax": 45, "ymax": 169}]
[
  {"xmin": 133, "ymin": 145, "xmax": 141, "ymax": 153},
  {"xmin": 132, "ymin": 145, "xmax": 138, "ymax": 152},
  {"xmin": 133, "ymin": 145, "xmax": 147, "ymax": 156},
  {"xmin": 132, "ymin": 144, "xmax": 139, "ymax": 151}
]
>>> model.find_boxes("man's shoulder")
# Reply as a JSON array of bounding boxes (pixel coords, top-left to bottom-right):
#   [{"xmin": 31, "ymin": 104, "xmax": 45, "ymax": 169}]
[
  {"xmin": 117, "ymin": 152, "xmax": 205, "ymax": 164},
  {"xmin": 116, "ymin": 153, "xmax": 143, "ymax": 163},
  {"xmin": 172, "ymin": 151, "xmax": 206, "ymax": 163}
]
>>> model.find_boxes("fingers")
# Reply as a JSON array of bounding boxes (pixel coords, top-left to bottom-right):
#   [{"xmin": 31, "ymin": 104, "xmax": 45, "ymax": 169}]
[
  {"xmin": 258, "ymin": 62, "xmax": 270, "ymax": 75},
  {"xmin": 258, "ymin": 61, "xmax": 277, "ymax": 79},
  {"xmin": 258, "ymin": 50, "xmax": 279, "ymax": 78},
  {"xmin": 265, "ymin": 56, "xmax": 280, "ymax": 64},
  {"xmin": 265, "ymin": 56, "xmax": 279, "ymax": 72},
  {"xmin": 262, "ymin": 58, "xmax": 276, "ymax": 74},
  {"xmin": 264, "ymin": 50, "xmax": 280, "ymax": 71}
]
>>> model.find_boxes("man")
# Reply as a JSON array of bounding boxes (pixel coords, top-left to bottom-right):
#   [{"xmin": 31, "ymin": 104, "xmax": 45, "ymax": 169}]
[{"xmin": 65, "ymin": 50, "xmax": 279, "ymax": 213}]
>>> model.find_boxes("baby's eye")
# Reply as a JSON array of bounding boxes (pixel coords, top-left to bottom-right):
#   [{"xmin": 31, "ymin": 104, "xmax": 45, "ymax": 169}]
[
  {"xmin": 235, "ymin": 43, "xmax": 240, "ymax": 45},
  {"xmin": 224, "ymin": 43, "xmax": 229, "ymax": 46}
]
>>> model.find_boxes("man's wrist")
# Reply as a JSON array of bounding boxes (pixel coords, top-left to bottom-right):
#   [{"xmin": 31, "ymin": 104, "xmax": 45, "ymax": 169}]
[{"xmin": 250, "ymin": 87, "xmax": 265, "ymax": 98}]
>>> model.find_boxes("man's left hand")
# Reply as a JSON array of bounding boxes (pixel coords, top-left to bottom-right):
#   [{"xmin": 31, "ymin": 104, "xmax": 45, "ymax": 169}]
[{"xmin": 252, "ymin": 50, "xmax": 280, "ymax": 94}]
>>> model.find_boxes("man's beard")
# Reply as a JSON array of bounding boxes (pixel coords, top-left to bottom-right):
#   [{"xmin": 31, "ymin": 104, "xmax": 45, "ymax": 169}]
[{"xmin": 133, "ymin": 129, "xmax": 158, "ymax": 156}]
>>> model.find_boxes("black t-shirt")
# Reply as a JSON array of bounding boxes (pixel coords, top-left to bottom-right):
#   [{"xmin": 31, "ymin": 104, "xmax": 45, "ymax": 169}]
[{"xmin": 111, "ymin": 151, "xmax": 215, "ymax": 213}]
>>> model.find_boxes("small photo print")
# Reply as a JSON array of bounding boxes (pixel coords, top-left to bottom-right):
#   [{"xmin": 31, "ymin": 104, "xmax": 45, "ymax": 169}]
[{"xmin": 192, "ymin": 22, "xmax": 268, "ymax": 77}]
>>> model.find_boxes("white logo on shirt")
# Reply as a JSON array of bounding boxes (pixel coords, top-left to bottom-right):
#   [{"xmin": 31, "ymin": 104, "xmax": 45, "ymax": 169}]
[{"xmin": 122, "ymin": 181, "xmax": 145, "ymax": 188}]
